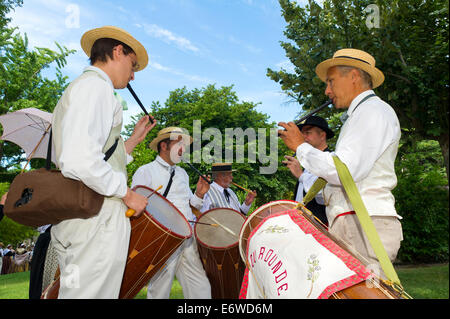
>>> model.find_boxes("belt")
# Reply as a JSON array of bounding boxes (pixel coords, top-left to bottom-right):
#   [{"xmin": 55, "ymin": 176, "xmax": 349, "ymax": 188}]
[{"xmin": 335, "ymin": 211, "xmax": 356, "ymax": 219}]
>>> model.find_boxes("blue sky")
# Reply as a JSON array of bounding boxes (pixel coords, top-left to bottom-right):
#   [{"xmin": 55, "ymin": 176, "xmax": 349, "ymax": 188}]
[{"xmin": 8, "ymin": 0, "xmax": 312, "ymax": 127}]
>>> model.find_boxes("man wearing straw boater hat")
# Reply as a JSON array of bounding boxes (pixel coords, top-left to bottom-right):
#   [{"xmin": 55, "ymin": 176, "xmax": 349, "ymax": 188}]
[
  {"xmin": 278, "ymin": 49, "xmax": 403, "ymax": 278},
  {"xmin": 50, "ymin": 26, "xmax": 156, "ymax": 298},
  {"xmin": 200, "ymin": 163, "xmax": 256, "ymax": 215},
  {"xmin": 131, "ymin": 127, "xmax": 212, "ymax": 299}
]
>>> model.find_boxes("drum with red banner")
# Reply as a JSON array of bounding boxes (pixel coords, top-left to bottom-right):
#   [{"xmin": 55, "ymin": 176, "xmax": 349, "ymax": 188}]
[{"xmin": 239, "ymin": 200, "xmax": 405, "ymax": 299}]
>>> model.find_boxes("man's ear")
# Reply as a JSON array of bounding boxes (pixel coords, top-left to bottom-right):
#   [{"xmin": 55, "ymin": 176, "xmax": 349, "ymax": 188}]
[
  {"xmin": 350, "ymin": 68, "xmax": 361, "ymax": 84},
  {"xmin": 112, "ymin": 44, "xmax": 124, "ymax": 60},
  {"xmin": 160, "ymin": 140, "xmax": 168, "ymax": 152}
]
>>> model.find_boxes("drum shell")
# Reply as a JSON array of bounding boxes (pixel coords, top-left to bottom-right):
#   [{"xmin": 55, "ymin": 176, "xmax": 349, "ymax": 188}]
[
  {"xmin": 119, "ymin": 213, "xmax": 190, "ymax": 298},
  {"xmin": 239, "ymin": 200, "xmax": 403, "ymax": 299},
  {"xmin": 119, "ymin": 185, "xmax": 192, "ymax": 299},
  {"xmin": 195, "ymin": 208, "xmax": 246, "ymax": 299}
]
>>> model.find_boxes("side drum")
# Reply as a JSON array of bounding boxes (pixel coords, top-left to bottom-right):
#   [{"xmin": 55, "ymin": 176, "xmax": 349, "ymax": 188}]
[
  {"xmin": 195, "ymin": 208, "xmax": 246, "ymax": 299},
  {"xmin": 119, "ymin": 185, "xmax": 192, "ymax": 299}
]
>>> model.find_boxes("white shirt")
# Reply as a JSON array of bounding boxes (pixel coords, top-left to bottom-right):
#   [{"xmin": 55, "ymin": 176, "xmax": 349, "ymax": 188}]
[
  {"xmin": 201, "ymin": 182, "xmax": 251, "ymax": 214},
  {"xmin": 295, "ymin": 169, "xmax": 324, "ymax": 205},
  {"xmin": 296, "ymin": 90, "xmax": 402, "ymax": 225},
  {"xmin": 131, "ymin": 156, "xmax": 204, "ymax": 222},
  {"xmin": 37, "ymin": 225, "xmax": 51, "ymax": 234},
  {"xmin": 53, "ymin": 66, "xmax": 131, "ymax": 198}
]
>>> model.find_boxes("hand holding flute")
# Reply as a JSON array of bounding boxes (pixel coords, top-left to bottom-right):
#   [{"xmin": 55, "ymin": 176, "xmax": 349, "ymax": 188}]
[
  {"xmin": 278, "ymin": 99, "xmax": 332, "ymax": 152},
  {"xmin": 231, "ymin": 182, "xmax": 257, "ymax": 206}
]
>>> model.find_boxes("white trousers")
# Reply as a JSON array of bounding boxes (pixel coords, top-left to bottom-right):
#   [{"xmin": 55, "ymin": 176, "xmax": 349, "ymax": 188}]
[
  {"xmin": 147, "ymin": 237, "xmax": 211, "ymax": 299},
  {"xmin": 51, "ymin": 198, "xmax": 130, "ymax": 299},
  {"xmin": 329, "ymin": 214, "xmax": 403, "ymax": 279}
]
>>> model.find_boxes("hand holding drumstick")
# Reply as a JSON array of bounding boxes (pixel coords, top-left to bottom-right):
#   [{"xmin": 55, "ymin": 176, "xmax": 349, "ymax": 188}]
[{"xmin": 125, "ymin": 185, "xmax": 163, "ymax": 218}]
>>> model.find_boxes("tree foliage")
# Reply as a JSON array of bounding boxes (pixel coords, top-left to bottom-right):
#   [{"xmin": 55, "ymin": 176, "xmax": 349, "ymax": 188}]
[
  {"xmin": 124, "ymin": 84, "xmax": 295, "ymax": 210},
  {"xmin": 268, "ymin": 0, "xmax": 449, "ymax": 263},
  {"xmin": 394, "ymin": 140, "xmax": 449, "ymax": 263},
  {"xmin": 268, "ymin": 0, "xmax": 449, "ymax": 179},
  {"xmin": 0, "ymin": 0, "xmax": 72, "ymax": 243},
  {"xmin": 0, "ymin": 0, "xmax": 75, "ymax": 171}
]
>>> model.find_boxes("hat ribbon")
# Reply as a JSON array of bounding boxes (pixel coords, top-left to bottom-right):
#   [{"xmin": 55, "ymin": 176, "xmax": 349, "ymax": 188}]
[{"xmin": 333, "ymin": 55, "xmax": 371, "ymax": 65}]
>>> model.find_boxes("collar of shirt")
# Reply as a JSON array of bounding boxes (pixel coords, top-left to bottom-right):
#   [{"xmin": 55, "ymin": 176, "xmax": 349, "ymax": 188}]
[
  {"xmin": 346, "ymin": 89, "xmax": 376, "ymax": 117},
  {"xmin": 155, "ymin": 155, "xmax": 176, "ymax": 173},
  {"xmin": 83, "ymin": 66, "xmax": 114, "ymax": 89},
  {"xmin": 211, "ymin": 181, "xmax": 229, "ymax": 193}
]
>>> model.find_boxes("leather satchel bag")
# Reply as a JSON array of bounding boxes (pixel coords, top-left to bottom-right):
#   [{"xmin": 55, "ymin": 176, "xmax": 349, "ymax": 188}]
[{"xmin": 4, "ymin": 130, "xmax": 119, "ymax": 227}]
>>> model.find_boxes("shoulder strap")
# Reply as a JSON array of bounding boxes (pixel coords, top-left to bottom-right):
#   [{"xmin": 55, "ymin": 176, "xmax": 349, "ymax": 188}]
[
  {"xmin": 103, "ymin": 138, "xmax": 119, "ymax": 161},
  {"xmin": 352, "ymin": 93, "xmax": 376, "ymax": 113},
  {"xmin": 302, "ymin": 177, "xmax": 327, "ymax": 205},
  {"xmin": 46, "ymin": 129, "xmax": 119, "ymax": 170}
]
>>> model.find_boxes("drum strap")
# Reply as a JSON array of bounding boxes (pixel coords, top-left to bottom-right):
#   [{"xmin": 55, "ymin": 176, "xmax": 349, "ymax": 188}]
[
  {"xmin": 302, "ymin": 156, "xmax": 402, "ymax": 287},
  {"xmin": 302, "ymin": 177, "xmax": 327, "ymax": 206},
  {"xmin": 162, "ymin": 167, "xmax": 175, "ymax": 198}
]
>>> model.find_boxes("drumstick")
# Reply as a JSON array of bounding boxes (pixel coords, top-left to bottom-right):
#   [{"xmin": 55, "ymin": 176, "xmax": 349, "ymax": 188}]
[
  {"xmin": 231, "ymin": 182, "xmax": 252, "ymax": 193},
  {"xmin": 125, "ymin": 185, "xmax": 163, "ymax": 218},
  {"xmin": 188, "ymin": 220, "xmax": 218, "ymax": 227},
  {"xmin": 207, "ymin": 216, "xmax": 238, "ymax": 237}
]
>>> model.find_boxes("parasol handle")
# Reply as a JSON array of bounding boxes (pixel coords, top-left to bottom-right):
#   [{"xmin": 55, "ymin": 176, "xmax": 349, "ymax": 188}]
[{"xmin": 22, "ymin": 123, "xmax": 52, "ymax": 173}]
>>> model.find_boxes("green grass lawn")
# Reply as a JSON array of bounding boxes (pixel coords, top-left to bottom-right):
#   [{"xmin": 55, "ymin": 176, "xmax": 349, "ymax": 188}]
[
  {"xmin": 0, "ymin": 264, "xmax": 448, "ymax": 299},
  {"xmin": 0, "ymin": 271, "xmax": 184, "ymax": 299},
  {"xmin": 395, "ymin": 263, "xmax": 449, "ymax": 299}
]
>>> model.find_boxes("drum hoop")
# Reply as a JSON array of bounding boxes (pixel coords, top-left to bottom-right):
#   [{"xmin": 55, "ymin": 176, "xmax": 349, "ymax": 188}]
[
  {"xmin": 195, "ymin": 207, "xmax": 245, "ymax": 250},
  {"xmin": 238, "ymin": 199, "xmax": 298, "ymax": 263},
  {"xmin": 133, "ymin": 185, "xmax": 192, "ymax": 239}
]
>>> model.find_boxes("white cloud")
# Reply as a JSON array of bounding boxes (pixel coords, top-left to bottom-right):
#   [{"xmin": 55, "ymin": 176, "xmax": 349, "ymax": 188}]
[
  {"xmin": 7, "ymin": 0, "xmax": 84, "ymax": 51},
  {"xmin": 228, "ymin": 35, "xmax": 262, "ymax": 54},
  {"xmin": 140, "ymin": 23, "xmax": 199, "ymax": 53},
  {"xmin": 149, "ymin": 59, "xmax": 211, "ymax": 84}
]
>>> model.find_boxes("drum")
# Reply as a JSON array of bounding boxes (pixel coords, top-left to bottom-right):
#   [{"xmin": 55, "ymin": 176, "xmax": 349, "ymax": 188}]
[
  {"xmin": 41, "ymin": 185, "xmax": 192, "ymax": 299},
  {"xmin": 119, "ymin": 185, "xmax": 192, "ymax": 298},
  {"xmin": 239, "ymin": 200, "xmax": 407, "ymax": 299},
  {"xmin": 195, "ymin": 208, "xmax": 246, "ymax": 299}
]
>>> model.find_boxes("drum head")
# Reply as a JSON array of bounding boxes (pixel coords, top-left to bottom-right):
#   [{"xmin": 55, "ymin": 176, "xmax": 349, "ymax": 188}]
[
  {"xmin": 134, "ymin": 185, "xmax": 192, "ymax": 239},
  {"xmin": 239, "ymin": 200, "xmax": 298, "ymax": 263},
  {"xmin": 195, "ymin": 208, "xmax": 245, "ymax": 249}
]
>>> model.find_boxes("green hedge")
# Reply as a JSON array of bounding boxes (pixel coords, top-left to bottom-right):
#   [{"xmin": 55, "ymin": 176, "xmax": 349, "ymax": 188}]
[{"xmin": 394, "ymin": 141, "xmax": 449, "ymax": 263}]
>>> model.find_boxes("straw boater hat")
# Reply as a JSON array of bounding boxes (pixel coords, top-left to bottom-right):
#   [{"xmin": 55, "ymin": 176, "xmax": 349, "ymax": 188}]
[
  {"xmin": 149, "ymin": 127, "xmax": 193, "ymax": 152},
  {"xmin": 209, "ymin": 163, "xmax": 236, "ymax": 173},
  {"xmin": 80, "ymin": 26, "xmax": 148, "ymax": 71},
  {"xmin": 315, "ymin": 48, "xmax": 385, "ymax": 88}
]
